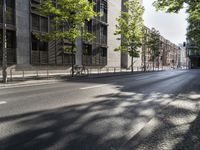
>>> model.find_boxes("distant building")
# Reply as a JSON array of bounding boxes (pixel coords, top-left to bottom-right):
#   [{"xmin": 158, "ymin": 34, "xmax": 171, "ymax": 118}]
[{"xmin": 141, "ymin": 27, "xmax": 180, "ymax": 70}]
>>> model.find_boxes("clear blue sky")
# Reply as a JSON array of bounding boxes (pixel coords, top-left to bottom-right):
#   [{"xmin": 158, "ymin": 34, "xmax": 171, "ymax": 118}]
[{"xmin": 143, "ymin": 0, "xmax": 188, "ymax": 45}]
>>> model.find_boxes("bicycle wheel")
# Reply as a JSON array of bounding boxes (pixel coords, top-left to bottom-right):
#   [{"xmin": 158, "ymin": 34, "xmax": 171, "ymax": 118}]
[{"xmin": 81, "ymin": 68, "xmax": 89, "ymax": 76}]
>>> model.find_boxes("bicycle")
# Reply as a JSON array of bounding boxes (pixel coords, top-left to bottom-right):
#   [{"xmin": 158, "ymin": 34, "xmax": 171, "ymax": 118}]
[{"xmin": 70, "ymin": 65, "xmax": 89, "ymax": 76}]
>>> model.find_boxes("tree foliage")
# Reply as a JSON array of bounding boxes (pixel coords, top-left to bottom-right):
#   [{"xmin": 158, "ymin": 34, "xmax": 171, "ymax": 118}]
[
  {"xmin": 36, "ymin": 0, "xmax": 98, "ymax": 76},
  {"xmin": 187, "ymin": 2, "xmax": 200, "ymax": 49},
  {"xmin": 145, "ymin": 28, "xmax": 160, "ymax": 70},
  {"xmin": 147, "ymin": 28, "xmax": 160, "ymax": 59},
  {"xmin": 115, "ymin": 0, "xmax": 144, "ymax": 72},
  {"xmin": 153, "ymin": 0, "xmax": 200, "ymax": 49},
  {"xmin": 37, "ymin": 0, "xmax": 98, "ymax": 44}
]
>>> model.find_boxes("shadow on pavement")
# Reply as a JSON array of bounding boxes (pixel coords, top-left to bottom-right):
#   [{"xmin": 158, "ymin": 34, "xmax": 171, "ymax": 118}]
[{"xmin": 0, "ymin": 70, "xmax": 200, "ymax": 150}]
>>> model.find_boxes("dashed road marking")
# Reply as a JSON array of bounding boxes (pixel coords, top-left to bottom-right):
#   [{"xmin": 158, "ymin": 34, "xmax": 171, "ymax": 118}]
[
  {"xmin": 80, "ymin": 84, "xmax": 108, "ymax": 90},
  {"xmin": 0, "ymin": 101, "xmax": 7, "ymax": 105}
]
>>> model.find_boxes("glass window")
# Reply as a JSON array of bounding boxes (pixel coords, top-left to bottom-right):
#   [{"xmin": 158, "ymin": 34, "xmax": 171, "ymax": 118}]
[
  {"xmin": 6, "ymin": 31, "xmax": 15, "ymax": 49},
  {"xmin": 100, "ymin": 0, "xmax": 107, "ymax": 22},
  {"xmin": 41, "ymin": 17, "xmax": 48, "ymax": 32},
  {"xmin": 101, "ymin": 47, "xmax": 107, "ymax": 57},
  {"xmin": 32, "ymin": 14, "xmax": 40, "ymax": 31},
  {"xmin": 100, "ymin": 25, "xmax": 107, "ymax": 44},
  {"xmin": 31, "ymin": 0, "xmax": 40, "ymax": 5},
  {"xmin": 83, "ymin": 44, "xmax": 92, "ymax": 55},
  {"xmin": 0, "ymin": 29, "xmax": 2, "ymax": 48},
  {"xmin": 85, "ymin": 20, "xmax": 92, "ymax": 33},
  {"xmin": 32, "ymin": 34, "xmax": 48, "ymax": 51},
  {"xmin": 32, "ymin": 34, "xmax": 39, "ymax": 51},
  {"xmin": 39, "ymin": 41, "xmax": 48, "ymax": 51},
  {"xmin": 6, "ymin": 0, "xmax": 14, "ymax": 8},
  {"xmin": 0, "ymin": 4, "xmax": 2, "ymax": 23},
  {"xmin": 6, "ymin": 7, "xmax": 14, "ymax": 24}
]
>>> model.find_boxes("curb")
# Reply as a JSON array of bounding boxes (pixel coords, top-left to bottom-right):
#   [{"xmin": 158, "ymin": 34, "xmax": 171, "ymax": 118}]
[
  {"xmin": 0, "ymin": 71, "xmax": 164, "ymax": 88},
  {"xmin": 66, "ymin": 71, "xmax": 164, "ymax": 80}
]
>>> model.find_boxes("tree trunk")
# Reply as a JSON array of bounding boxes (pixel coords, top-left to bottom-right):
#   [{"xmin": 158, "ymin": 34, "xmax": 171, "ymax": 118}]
[
  {"xmin": 2, "ymin": 0, "xmax": 7, "ymax": 83},
  {"xmin": 131, "ymin": 55, "xmax": 134, "ymax": 73},
  {"xmin": 71, "ymin": 43, "xmax": 75, "ymax": 77},
  {"xmin": 144, "ymin": 48, "xmax": 146, "ymax": 72},
  {"xmin": 153, "ymin": 50, "xmax": 155, "ymax": 71},
  {"xmin": 153, "ymin": 57, "xmax": 155, "ymax": 71}
]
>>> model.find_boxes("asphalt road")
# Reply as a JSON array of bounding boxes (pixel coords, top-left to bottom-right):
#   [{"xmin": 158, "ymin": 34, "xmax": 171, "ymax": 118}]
[{"xmin": 0, "ymin": 70, "xmax": 200, "ymax": 150}]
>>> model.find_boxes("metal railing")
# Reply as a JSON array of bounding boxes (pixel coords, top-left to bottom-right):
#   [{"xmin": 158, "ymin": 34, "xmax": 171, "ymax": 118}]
[{"xmin": 0, "ymin": 65, "xmax": 173, "ymax": 82}]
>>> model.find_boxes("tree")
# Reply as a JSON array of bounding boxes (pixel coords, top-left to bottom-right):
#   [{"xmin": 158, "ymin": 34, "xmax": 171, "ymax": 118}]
[
  {"xmin": 115, "ymin": 0, "xmax": 144, "ymax": 72},
  {"xmin": 153, "ymin": 0, "xmax": 190, "ymax": 13},
  {"xmin": 141, "ymin": 27, "xmax": 149, "ymax": 72},
  {"xmin": 36, "ymin": 0, "xmax": 98, "ymax": 76},
  {"xmin": 153, "ymin": 0, "xmax": 200, "ymax": 50},
  {"xmin": 2, "ymin": 0, "xmax": 7, "ymax": 83},
  {"xmin": 147, "ymin": 28, "xmax": 160, "ymax": 71},
  {"xmin": 187, "ymin": 3, "xmax": 200, "ymax": 49}
]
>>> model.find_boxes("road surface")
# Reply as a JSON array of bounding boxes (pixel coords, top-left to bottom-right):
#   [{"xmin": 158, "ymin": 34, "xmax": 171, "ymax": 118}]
[{"xmin": 0, "ymin": 70, "xmax": 200, "ymax": 150}]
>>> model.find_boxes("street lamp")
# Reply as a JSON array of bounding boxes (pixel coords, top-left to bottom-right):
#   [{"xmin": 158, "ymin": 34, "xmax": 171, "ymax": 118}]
[{"xmin": 2, "ymin": 0, "xmax": 7, "ymax": 83}]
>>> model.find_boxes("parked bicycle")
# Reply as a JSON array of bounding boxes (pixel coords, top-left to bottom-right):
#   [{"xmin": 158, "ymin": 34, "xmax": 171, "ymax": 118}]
[{"xmin": 70, "ymin": 65, "xmax": 89, "ymax": 76}]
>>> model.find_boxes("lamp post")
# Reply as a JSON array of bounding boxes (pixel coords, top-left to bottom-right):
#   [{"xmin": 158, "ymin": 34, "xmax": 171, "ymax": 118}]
[{"xmin": 2, "ymin": 0, "xmax": 7, "ymax": 83}]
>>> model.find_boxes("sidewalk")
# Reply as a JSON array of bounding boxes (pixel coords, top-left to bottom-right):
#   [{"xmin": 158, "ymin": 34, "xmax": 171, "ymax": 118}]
[{"xmin": 0, "ymin": 71, "xmax": 162, "ymax": 88}]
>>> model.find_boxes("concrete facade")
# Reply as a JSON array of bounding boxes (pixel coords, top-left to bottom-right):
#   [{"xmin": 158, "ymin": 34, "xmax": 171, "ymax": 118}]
[
  {"xmin": 1, "ymin": 0, "xmax": 180, "ymax": 71},
  {"xmin": 75, "ymin": 38, "xmax": 83, "ymax": 66},
  {"xmin": 15, "ymin": 0, "xmax": 30, "ymax": 66},
  {"xmin": 107, "ymin": 0, "xmax": 121, "ymax": 67},
  {"xmin": 1, "ymin": 0, "xmax": 146, "ymax": 70}
]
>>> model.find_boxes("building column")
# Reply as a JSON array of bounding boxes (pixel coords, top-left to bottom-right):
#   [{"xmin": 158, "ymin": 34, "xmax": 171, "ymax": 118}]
[
  {"xmin": 15, "ymin": 0, "xmax": 30, "ymax": 67},
  {"xmin": 75, "ymin": 38, "xmax": 83, "ymax": 66}
]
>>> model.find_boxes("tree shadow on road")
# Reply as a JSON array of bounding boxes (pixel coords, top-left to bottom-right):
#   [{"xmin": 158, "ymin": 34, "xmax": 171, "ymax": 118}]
[
  {"xmin": 0, "ymin": 92, "xmax": 171, "ymax": 150},
  {"xmin": 0, "ymin": 70, "xmax": 200, "ymax": 150}
]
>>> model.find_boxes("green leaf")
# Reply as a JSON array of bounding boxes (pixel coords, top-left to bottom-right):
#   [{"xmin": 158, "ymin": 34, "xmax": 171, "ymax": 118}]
[{"xmin": 37, "ymin": 0, "xmax": 99, "ymax": 51}]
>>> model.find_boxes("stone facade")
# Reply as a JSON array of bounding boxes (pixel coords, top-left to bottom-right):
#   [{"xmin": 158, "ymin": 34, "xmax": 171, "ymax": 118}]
[
  {"xmin": 107, "ymin": 0, "xmax": 121, "ymax": 67},
  {"xmin": 16, "ymin": 0, "xmax": 30, "ymax": 66},
  {"xmin": 1, "ymin": 0, "xmax": 179, "ymax": 71}
]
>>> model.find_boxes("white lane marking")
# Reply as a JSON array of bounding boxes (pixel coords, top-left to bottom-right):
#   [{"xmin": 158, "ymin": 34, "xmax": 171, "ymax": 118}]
[
  {"xmin": 80, "ymin": 84, "xmax": 108, "ymax": 90},
  {"xmin": 0, "ymin": 101, "xmax": 7, "ymax": 105}
]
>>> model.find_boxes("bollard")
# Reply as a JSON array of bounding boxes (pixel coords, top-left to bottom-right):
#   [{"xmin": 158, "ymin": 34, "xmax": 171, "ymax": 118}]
[
  {"xmin": 89, "ymin": 67, "xmax": 92, "ymax": 74},
  {"xmin": 10, "ymin": 68, "xmax": 13, "ymax": 81},
  {"xmin": 22, "ymin": 70, "xmax": 25, "ymax": 80},
  {"xmin": 36, "ymin": 70, "xmax": 39, "ymax": 78},
  {"xmin": 47, "ymin": 69, "xmax": 49, "ymax": 79}
]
